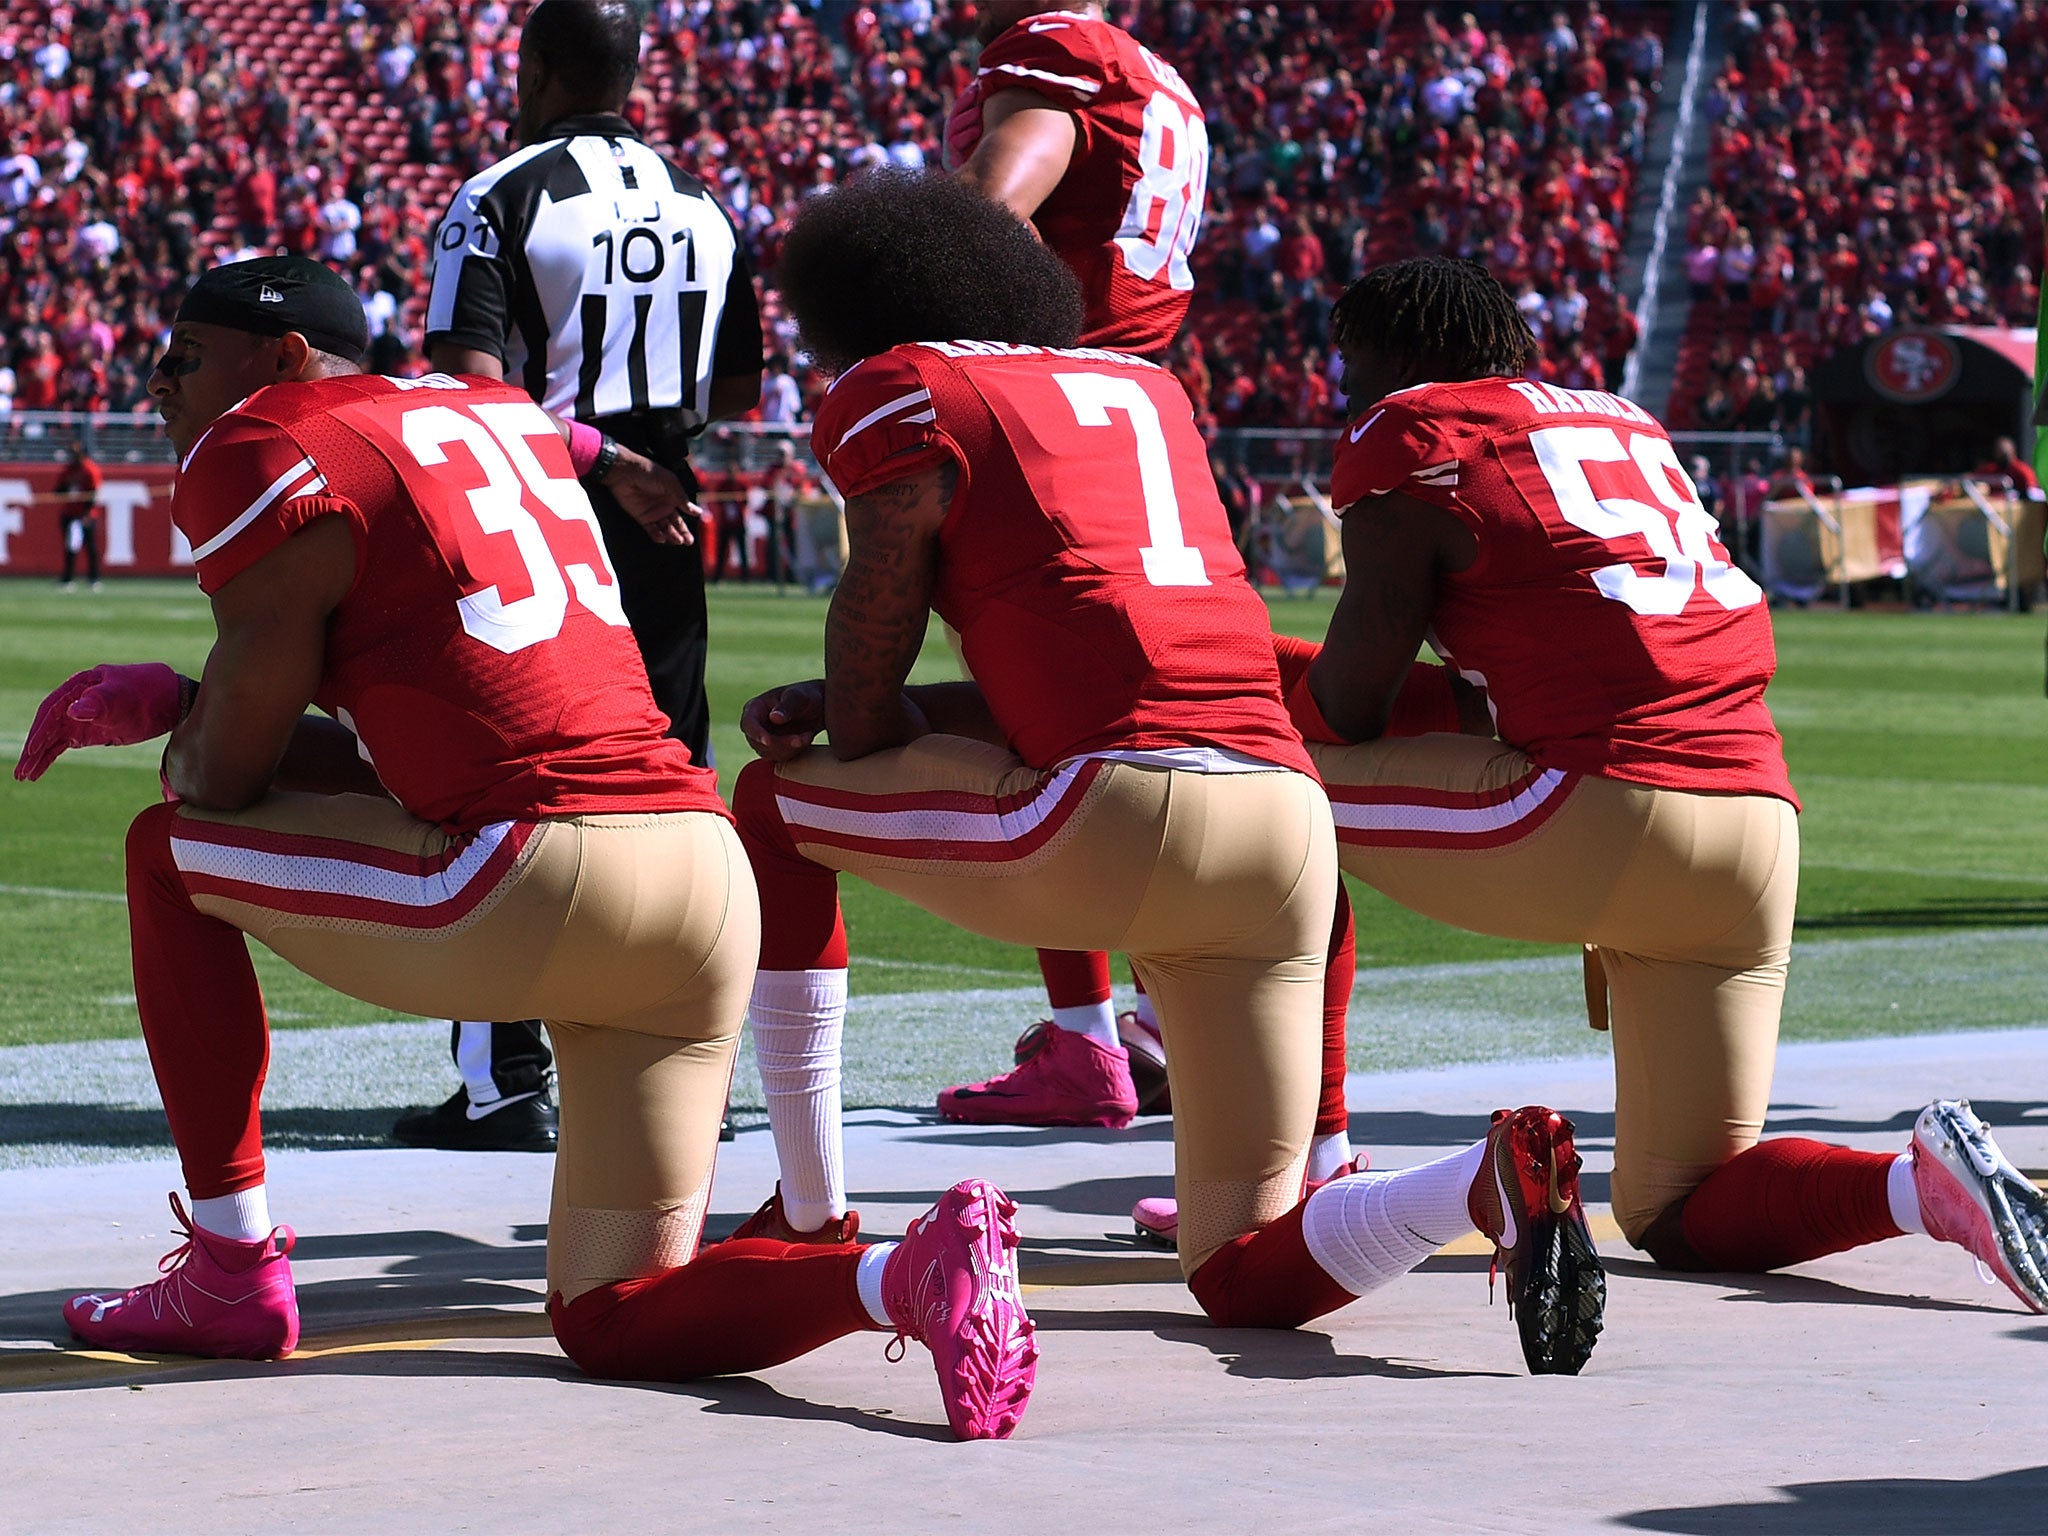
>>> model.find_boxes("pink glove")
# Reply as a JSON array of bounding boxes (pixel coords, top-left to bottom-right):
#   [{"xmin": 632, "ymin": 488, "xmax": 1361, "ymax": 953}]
[{"xmin": 14, "ymin": 663, "xmax": 186, "ymax": 782}]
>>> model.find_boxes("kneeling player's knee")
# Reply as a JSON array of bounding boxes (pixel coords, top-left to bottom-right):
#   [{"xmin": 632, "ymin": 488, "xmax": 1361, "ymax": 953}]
[
  {"xmin": 123, "ymin": 800, "xmax": 188, "ymax": 897},
  {"xmin": 731, "ymin": 758, "xmax": 801, "ymax": 863}
]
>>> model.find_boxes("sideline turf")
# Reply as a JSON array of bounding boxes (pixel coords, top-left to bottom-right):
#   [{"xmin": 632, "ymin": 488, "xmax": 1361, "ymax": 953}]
[{"xmin": 2, "ymin": 580, "xmax": 2044, "ymax": 1056}]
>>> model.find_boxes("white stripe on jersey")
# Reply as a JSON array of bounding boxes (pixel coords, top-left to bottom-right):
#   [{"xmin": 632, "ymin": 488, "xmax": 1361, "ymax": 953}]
[
  {"xmin": 981, "ymin": 61, "xmax": 1103, "ymax": 94},
  {"xmin": 833, "ymin": 388, "xmax": 934, "ymax": 447},
  {"xmin": 188, "ymin": 456, "xmax": 320, "ymax": 562}
]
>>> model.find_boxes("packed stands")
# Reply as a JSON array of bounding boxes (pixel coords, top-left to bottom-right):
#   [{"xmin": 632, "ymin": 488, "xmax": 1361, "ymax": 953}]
[
  {"xmin": 1666, "ymin": 0, "xmax": 2048, "ymax": 432},
  {"xmin": 3, "ymin": 0, "xmax": 1670, "ymax": 442}
]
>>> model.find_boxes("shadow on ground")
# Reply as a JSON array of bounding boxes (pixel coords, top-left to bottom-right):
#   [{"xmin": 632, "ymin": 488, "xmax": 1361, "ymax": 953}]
[
  {"xmin": 1617, "ymin": 1465, "xmax": 2048, "ymax": 1534},
  {"xmin": 1795, "ymin": 898, "xmax": 2048, "ymax": 933}
]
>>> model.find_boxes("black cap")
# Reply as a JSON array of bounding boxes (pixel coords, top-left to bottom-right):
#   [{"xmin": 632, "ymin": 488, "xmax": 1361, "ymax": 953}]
[{"xmin": 174, "ymin": 256, "xmax": 370, "ymax": 363}]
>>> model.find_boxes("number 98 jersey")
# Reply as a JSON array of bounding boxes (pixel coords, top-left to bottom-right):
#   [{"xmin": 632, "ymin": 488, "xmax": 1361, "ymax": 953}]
[
  {"xmin": 812, "ymin": 343, "xmax": 1309, "ymax": 775},
  {"xmin": 170, "ymin": 372, "xmax": 722, "ymax": 831},
  {"xmin": 944, "ymin": 13, "xmax": 1208, "ymax": 356},
  {"xmin": 1332, "ymin": 377, "xmax": 1797, "ymax": 805}
]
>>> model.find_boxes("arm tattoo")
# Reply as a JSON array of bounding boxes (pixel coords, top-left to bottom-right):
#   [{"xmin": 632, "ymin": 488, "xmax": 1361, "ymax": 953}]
[{"xmin": 824, "ymin": 460, "xmax": 957, "ymax": 756}]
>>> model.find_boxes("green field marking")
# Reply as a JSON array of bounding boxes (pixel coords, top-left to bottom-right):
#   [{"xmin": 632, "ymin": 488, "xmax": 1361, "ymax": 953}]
[{"xmin": 5, "ymin": 580, "xmax": 2046, "ymax": 1056}]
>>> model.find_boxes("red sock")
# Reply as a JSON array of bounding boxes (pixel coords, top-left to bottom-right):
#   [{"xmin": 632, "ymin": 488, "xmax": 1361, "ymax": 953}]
[
  {"xmin": 125, "ymin": 801, "xmax": 270, "ymax": 1198},
  {"xmin": 1679, "ymin": 1138, "xmax": 1904, "ymax": 1271},
  {"xmin": 549, "ymin": 1238, "xmax": 874, "ymax": 1380},
  {"xmin": 1037, "ymin": 949, "xmax": 1112, "ymax": 1009},
  {"xmin": 733, "ymin": 758, "xmax": 849, "ymax": 970},
  {"xmin": 1187, "ymin": 1202, "xmax": 1357, "ymax": 1329},
  {"xmin": 1316, "ymin": 883, "xmax": 1355, "ymax": 1137}
]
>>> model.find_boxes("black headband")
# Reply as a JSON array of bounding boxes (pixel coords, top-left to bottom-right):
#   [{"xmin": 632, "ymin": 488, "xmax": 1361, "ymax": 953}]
[{"xmin": 175, "ymin": 256, "xmax": 369, "ymax": 362}]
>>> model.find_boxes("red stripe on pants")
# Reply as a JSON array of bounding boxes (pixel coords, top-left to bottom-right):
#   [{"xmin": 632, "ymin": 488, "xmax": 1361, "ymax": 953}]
[{"xmin": 127, "ymin": 801, "xmax": 272, "ymax": 1198}]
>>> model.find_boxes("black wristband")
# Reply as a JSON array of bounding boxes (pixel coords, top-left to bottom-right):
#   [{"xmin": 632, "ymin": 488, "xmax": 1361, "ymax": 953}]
[
  {"xmin": 587, "ymin": 434, "xmax": 622, "ymax": 485},
  {"xmin": 176, "ymin": 673, "xmax": 200, "ymax": 723}
]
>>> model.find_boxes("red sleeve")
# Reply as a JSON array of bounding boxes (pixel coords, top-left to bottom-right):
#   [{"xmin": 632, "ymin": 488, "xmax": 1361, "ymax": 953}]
[
  {"xmin": 1273, "ymin": 632, "xmax": 1460, "ymax": 742},
  {"xmin": 972, "ymin": 16, "xmax": 1120, "ymax": 114},
  {"xmin": 1383, "ymin": 662, "xmax": 1461, "ymax": 737},
  {"xmin": 1328, "ymin": 391, "xmax": 1466, "ymax": 514},
  {"xmin": 172, "ymin": 410, "xmax": 360, "ymax": 594},
  {"xmin": 810, "ymin": 350, "xmax": 960, "ymax": 499}
]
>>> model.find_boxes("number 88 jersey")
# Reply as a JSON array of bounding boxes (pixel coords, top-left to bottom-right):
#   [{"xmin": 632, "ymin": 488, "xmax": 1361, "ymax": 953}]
[
  {"xmin": 812, "ymin": 343, "xmax": 1309, "ymax": 775},
  {"xmin": 170, "ymin": 372, "xmax": 722, "ymax": 832},
  {"xmin": 1331, "ymin": 377, "xmax": 1798, "ymax": 806},
  {"xmin": 945, "ymin": 12, "xmax": 1208, "ymax": 357}
]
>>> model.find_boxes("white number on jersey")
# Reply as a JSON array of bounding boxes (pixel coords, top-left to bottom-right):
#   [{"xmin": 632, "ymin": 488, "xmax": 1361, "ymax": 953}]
[
  {"xmin": 400, "ymin": 400, "xmax": 630, "ymax": 654},
  {"xmin": 1529, "ymin": 424, "xmax": 1764, "ymax": 615},
  {"xmin": 1114, "ymin": 64, "xmax": 1208, "ymax": 291},
  {"xmin": 1053, "ymin": 371, "xmax": 1208, "ymax": 587}
]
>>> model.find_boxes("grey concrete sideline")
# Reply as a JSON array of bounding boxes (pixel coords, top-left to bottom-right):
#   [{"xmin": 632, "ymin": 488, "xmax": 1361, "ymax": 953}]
[{"xmin": 1, "ymin": 1030, "xmax": 2044, "ymax": 1534}]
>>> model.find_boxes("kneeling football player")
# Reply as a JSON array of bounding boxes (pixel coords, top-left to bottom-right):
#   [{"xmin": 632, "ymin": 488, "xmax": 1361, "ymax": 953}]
[
  {"xmin": 14, "ymin": 256, "xmax": 1034, "ymax": 1440},
  {"xmin": 1300, "ymin": 255, "xmax": 2047, "ymax": 1317},
  {"xmin": 728, "ymin": 171, "xmax": 1608, "ymax": 1374}
]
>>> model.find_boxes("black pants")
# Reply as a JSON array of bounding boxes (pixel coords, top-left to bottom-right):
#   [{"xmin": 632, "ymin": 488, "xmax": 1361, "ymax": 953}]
[
  {"xmin": 61, "ymin": 518, "xmax": 99, "ymax": 584},
  {"xmin": 468, "ymin": 418, "xmax": 711, "ymax": 1091}
]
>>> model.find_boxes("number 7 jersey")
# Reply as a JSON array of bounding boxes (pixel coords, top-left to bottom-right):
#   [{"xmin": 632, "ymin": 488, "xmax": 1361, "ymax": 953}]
[
  {"xmin": 812, "ymin": 343, "xmax": 1309, "ymax": 775},
  {"xmin": 169, "ymin": 371, "xmax": 722, "ymax": 831},
  {"xmin": 1331, "ymin": 377, "xmax": 1797, "ymax": 806}
]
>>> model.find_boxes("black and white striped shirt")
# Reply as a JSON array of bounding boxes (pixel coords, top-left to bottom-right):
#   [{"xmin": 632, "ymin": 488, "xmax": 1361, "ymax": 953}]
[{"xmin": 426, "ymin": 114, "xmax": 761, "ymax": 429}]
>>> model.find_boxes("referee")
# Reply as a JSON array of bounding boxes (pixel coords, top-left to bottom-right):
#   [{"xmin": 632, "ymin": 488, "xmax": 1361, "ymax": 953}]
[{"xmin": 396, "ymin": 0, "xmax": 763, "ymax": 1152}]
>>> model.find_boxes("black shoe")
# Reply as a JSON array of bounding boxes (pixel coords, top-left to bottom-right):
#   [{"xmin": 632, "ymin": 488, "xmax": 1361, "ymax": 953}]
[
  {"xmin": 720, "ymin": 1115, "xmax": 735, "ymax": 1142},
  {"xmin": 392, "ymin": 1084, "xmax": 558, "ymax": 1152}
]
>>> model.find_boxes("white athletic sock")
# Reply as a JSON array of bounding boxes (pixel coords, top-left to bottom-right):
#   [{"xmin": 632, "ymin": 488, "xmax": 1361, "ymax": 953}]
[
  {"xmin": 1132, "ymin": 992, "xmax": 1158, "ymax": 1031},
  {"xmin": 1301, "ymin": 1141, "xmax": 1487, "ymax": 1296},
  {"xmin": 855, "ymin": 1241, "xmax": 900, "ymax": 1328},
  {"xmin": 1308, "ymin": 1130, "xmax": 1355, "ymax": 1185},
  {"xmin": 454, "ymin": 1020, "xmax": 501, "ymax": 1106},
  {"xmin": 751, "ymin": 968, "xmax": 849, "ymax": 1232},
  {"xmin": 191, "ymin": 1185, "xmax": 272, "ymax": 1244},
  {"xmin": 1888, "ymin": 1151, "xmax": 1926, "ymax": 1235},
  {"xmin": 1052, "ymin": 1001, "xmax": 1122, "ymax": 1051}
]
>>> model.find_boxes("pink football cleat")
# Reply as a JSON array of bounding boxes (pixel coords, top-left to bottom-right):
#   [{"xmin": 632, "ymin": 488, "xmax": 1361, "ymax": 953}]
[
  {"xmin": 65, "ymin": 1193, "xmax": 299, "ymax": 1360},
  {"xmin": 1911, "ymin": 1099, "xmax": 2048, "ymax": 1313},
  {"xmin": 940, "ymin": 1021, "xmax": 1138, "ymax": 1128},
  {"xmin": 881, "ymin": 1178, "xmax": 1038, "ymax": 1440}
]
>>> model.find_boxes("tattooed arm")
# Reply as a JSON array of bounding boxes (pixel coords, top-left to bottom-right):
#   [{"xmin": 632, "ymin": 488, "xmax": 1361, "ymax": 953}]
[{"xmin": 822, "ymin": 453, "xmax": 959, "ymax": 761}]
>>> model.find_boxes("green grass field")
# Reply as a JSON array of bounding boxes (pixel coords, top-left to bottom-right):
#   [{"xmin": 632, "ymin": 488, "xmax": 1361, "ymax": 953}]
[{"xmin": 3, "ymin": 579, "xmax": 2045, "ymax": 1070}]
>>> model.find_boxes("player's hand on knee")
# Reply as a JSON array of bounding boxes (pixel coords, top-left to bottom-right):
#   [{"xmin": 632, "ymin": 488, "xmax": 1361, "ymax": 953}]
[
  {"xmin": 607, "ymin": 450, "xmax": 697, "ymax": 547},
  {"xmin": 15, "ymin": 663, "xmax": 187, "ymax": 782},
  {"xmin": 741, "ymin": 680, "xmax": 827, "ymax": 761}
]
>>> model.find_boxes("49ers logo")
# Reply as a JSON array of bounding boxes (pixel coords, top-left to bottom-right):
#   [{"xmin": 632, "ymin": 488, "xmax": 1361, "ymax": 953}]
[{"xmin": 1867, "ymin": 331, "xmax": 1960, "ymax": 403}]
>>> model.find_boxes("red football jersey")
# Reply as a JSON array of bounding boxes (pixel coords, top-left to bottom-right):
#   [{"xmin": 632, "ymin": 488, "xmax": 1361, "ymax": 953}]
[
  {"xmin": 943, "ymin": 11, "xmax": 1207, "ymax": 355},
  {"xmin": 811, "ymin": 342, "xmax": 1310, "ymax": 775},
  {"xmin": 1330, "ymin": 377, "xmax": 1798, "ymax": 805},
  {"xmin": 171, "ymin": 372, "xmax": 724, "ymax": 831}
]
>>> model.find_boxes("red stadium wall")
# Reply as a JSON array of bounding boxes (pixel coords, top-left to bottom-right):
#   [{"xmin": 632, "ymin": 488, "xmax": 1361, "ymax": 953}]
[{"xmin": 0, "ymin": 465, "xmax": 186, "ymax": 577}]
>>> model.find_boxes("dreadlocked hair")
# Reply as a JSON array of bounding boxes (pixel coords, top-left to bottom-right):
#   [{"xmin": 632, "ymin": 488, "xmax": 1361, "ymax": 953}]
[
  {"xmin": 777, "ymin": 169, "xmax": 1084, "ymax": 375},
  {"xmin": 1329, "ymin": 256, "xmax": 1540, "ymax": 383}
]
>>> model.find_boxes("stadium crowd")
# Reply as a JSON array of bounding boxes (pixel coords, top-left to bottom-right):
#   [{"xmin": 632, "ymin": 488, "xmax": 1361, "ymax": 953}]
[
  {"xmin": 1667, "ymin": 0, "xmax": 2048, "ymax": 429},
  {"xmin": 2, "ymin": 0, "xmax": 1667, "ymax": 435}
]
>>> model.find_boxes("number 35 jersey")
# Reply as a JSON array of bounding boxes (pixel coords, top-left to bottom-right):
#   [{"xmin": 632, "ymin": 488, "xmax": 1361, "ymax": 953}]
[
  {"xmin": 812, "ymin": 343, "xmax": 1309, "ymax": 775},
  {"xmin": 170, "ymin": 372, "xmax": 722, "ymax": 831},
  {"xmin": 944, "ymin": 13, "xmax": 1207, "ymax": 356},
  {"xmin": 1331, "ymin": 377, "xmax": 1797, "ymax": 806}
]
